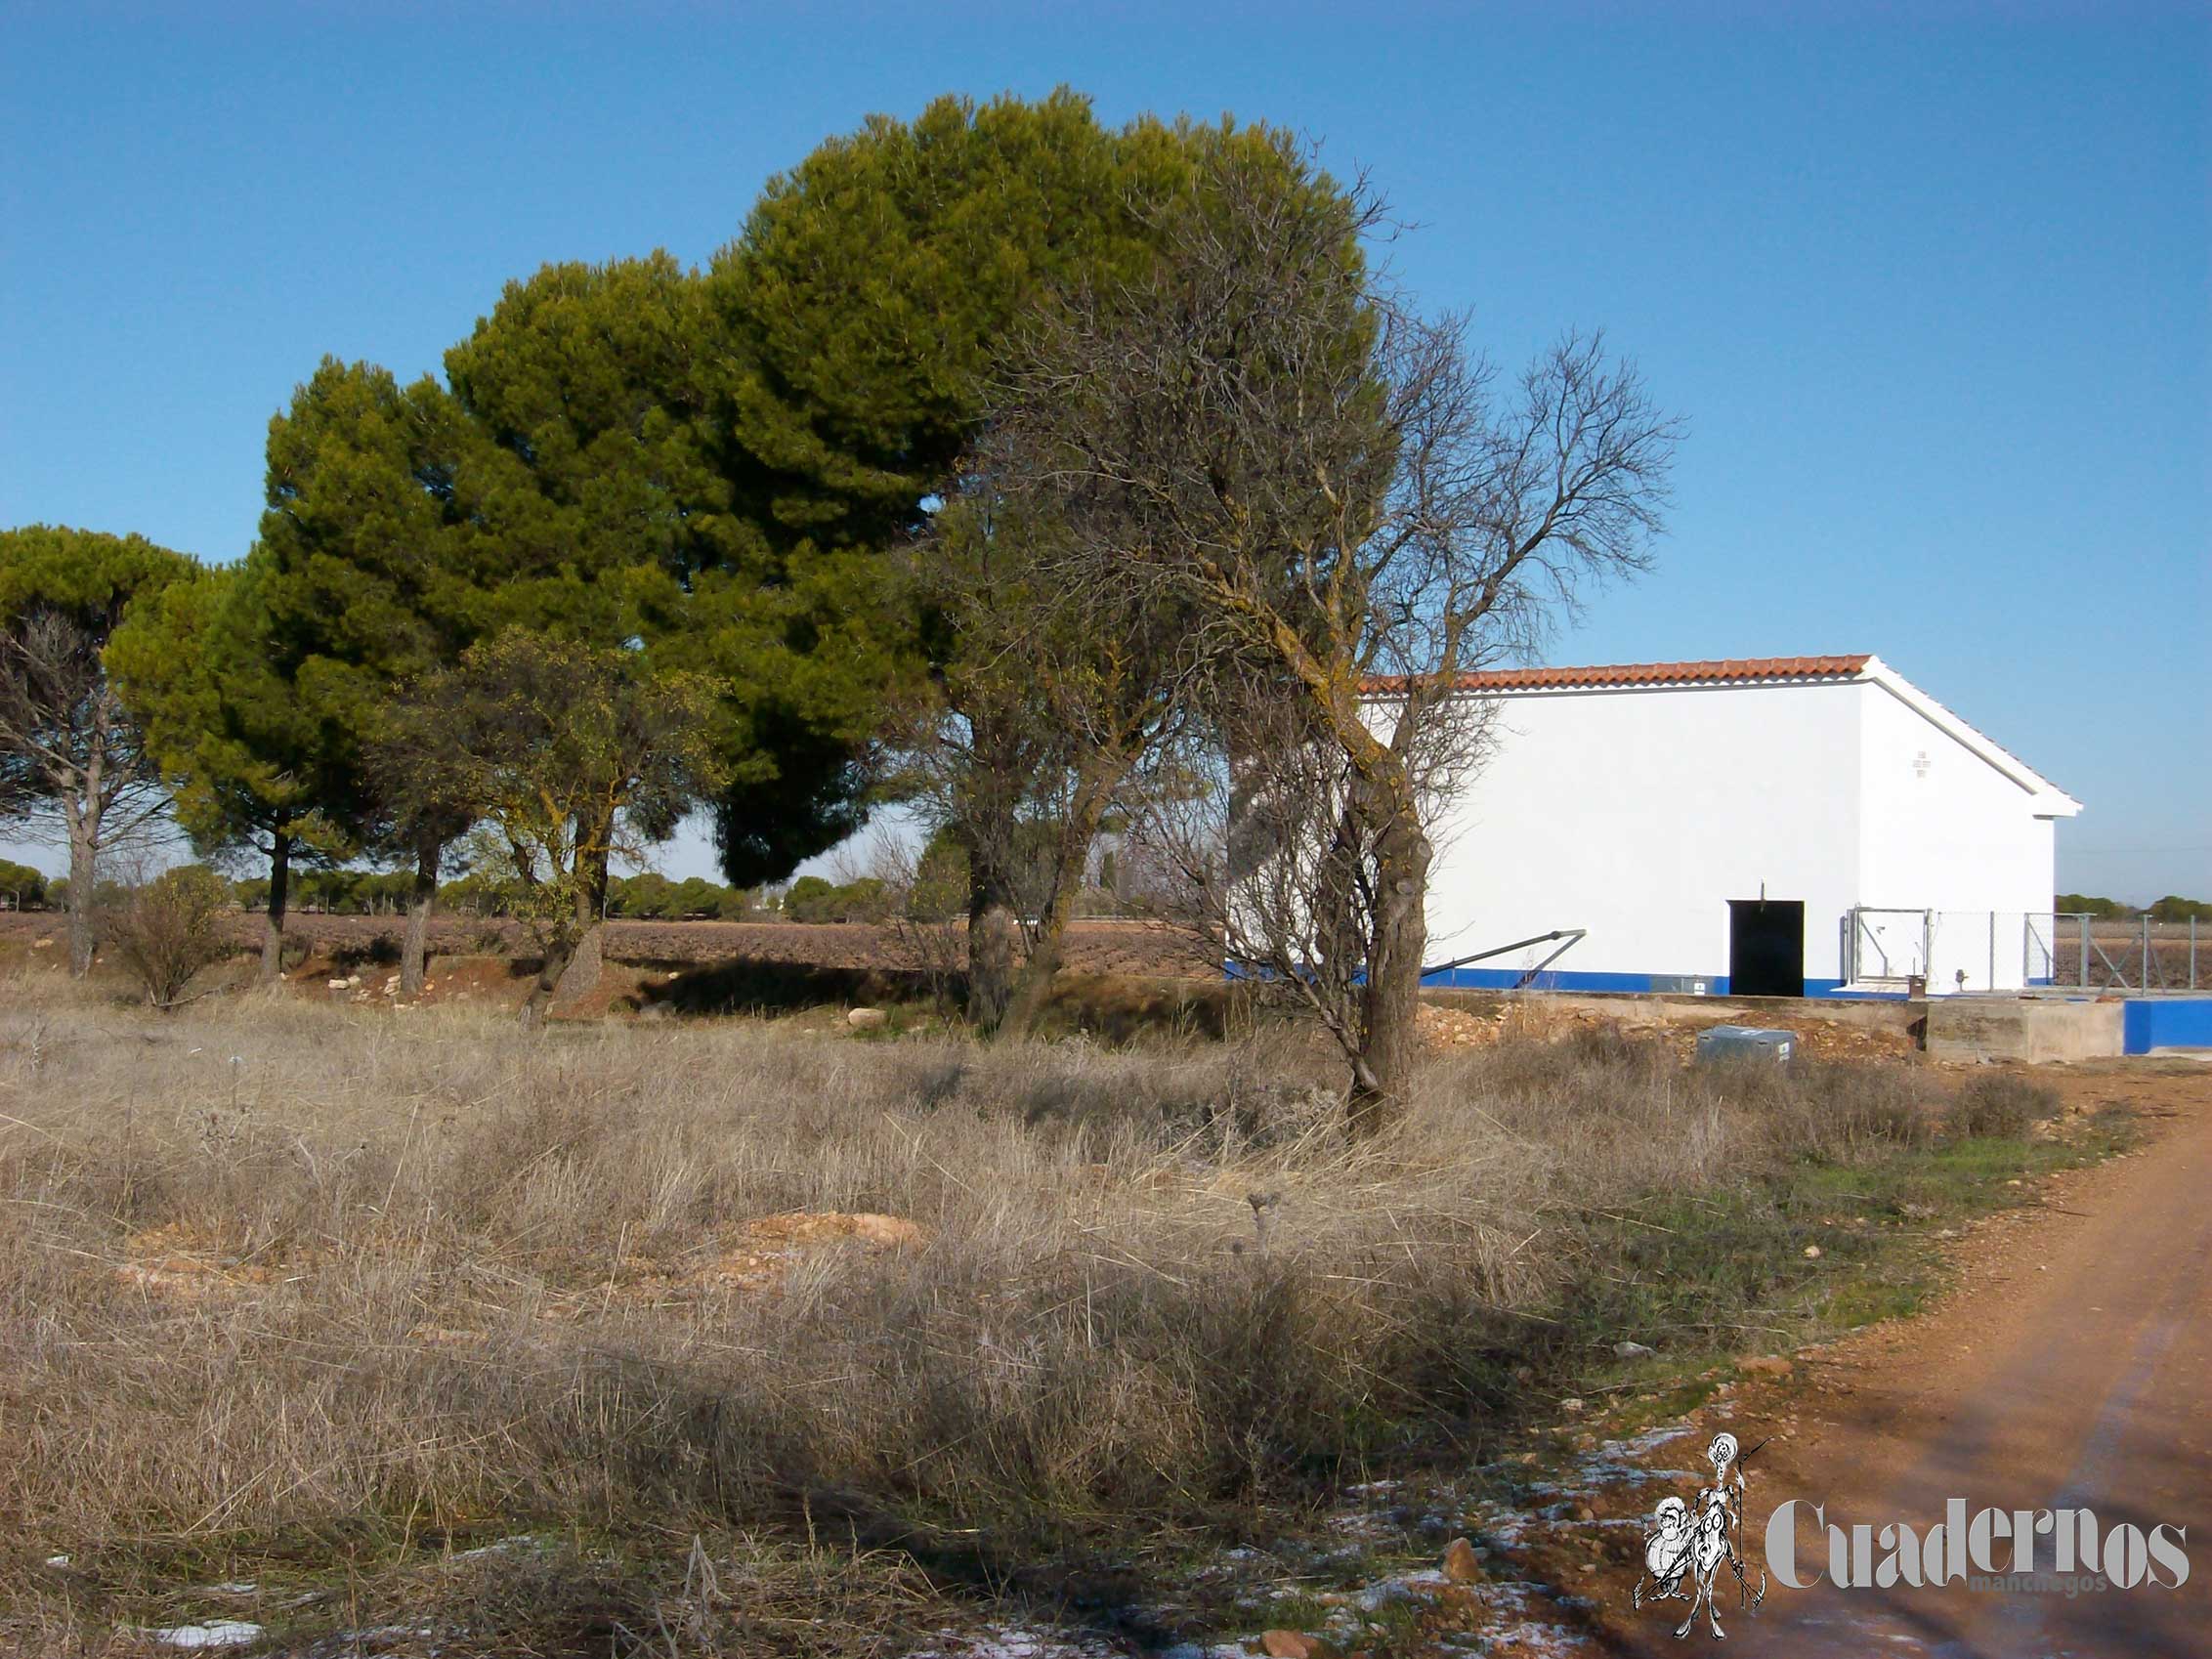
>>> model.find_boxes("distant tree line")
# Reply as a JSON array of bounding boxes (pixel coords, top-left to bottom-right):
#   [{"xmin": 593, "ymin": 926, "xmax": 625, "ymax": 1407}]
[
  {"xmin": 0, "ymin": 858, "xmax": 46, "ymax": 910},
  {"xmin": 2059, "ymin": 893, "xmax": 2212, "ymax": 923},
  {"xmin": 1, "ymin": 90, "xmax": 1680, "ymax": 1126}
]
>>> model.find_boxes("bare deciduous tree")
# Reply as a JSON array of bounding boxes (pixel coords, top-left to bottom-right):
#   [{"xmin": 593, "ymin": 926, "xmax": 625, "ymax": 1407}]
[
  {"xmin": 985, "ymin": 144, "xmax": 1680, "ymax": 1129},
  {"xmin": 0, "ymin": 610, "xmax": 176, "ymax": 975}
]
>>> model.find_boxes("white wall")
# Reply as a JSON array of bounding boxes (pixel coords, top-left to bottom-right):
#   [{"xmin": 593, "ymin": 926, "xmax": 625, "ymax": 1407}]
[
  {"xmin": 1415, "ymin": 672, "xmax": 2070, "ymax": 994},
  {"xmin": 1423, "ymin": 680, "xmax": 1865, "ymax": 986},
  {"xmin": 1854, "ymin": 680, "xmax": 2063, "ymax": 991}
]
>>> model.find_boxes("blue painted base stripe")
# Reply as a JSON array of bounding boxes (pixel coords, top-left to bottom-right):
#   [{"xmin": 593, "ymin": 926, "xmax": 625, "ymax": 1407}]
[
  {"xmin": 1418, "ymin": 966, "xmax": 1715, "ymax": 994},
  {"xmin": 1414, "ymin": 966, "xmax": 1880, "ymax": 1000},
  {"xmin": 2122, "ymin": 1000, "xmax": 2212, "ymax": 1054}
]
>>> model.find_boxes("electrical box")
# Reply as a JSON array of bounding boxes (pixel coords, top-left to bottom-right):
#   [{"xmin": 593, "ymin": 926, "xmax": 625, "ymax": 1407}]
[{"xmin": 1693, "ymin": 1025, "xmax": 1798, "ymax": 1066}]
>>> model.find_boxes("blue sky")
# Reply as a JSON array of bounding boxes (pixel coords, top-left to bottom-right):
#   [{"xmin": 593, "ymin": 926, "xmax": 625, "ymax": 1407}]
[{"xmin": 2, "ymin": 1, "xmax": 2204, "ymax": 900}]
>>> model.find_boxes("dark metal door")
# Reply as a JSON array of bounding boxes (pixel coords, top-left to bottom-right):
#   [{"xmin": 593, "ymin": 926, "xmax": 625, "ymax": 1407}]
[{"xmin": 1728, "ymin": 899, "xmax": 1805, "ymax": 998}]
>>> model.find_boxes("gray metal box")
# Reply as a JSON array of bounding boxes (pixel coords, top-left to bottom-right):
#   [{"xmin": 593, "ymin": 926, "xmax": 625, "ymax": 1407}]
[{"xmin": 1693, "ymin": 1025, "xmax": 1799, "ymax": 1066}]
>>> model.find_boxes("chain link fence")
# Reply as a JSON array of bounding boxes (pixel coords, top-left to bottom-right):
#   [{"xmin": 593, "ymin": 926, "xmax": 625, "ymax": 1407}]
[{"xmin": 1846, "ymin": 909, "xmax": 2204, "ymax": 994}]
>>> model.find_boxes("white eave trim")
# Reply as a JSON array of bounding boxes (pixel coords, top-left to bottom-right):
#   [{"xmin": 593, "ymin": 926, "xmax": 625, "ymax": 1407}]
[{"xmin": 1859, "ymin": 656, "xmax": 2083, "ymax": 818}]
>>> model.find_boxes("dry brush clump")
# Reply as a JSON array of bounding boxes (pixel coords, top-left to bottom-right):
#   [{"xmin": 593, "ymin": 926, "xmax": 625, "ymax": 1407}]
[
  {"xmin": 97, "ymin": 865, "xmax": 237, "ymax": 1009},
  {"xmin": 0, "ymin": 985, "xmax": 1964, "ymax": 1651},
  {"xmin": 1947, "ymin": 1071, "xmax": 2063, "ymax": 1139}
]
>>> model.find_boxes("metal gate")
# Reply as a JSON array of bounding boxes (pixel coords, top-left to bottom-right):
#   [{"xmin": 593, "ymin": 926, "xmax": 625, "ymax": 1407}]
[{"xmin": 1846, "ymin": 907, "xmax": 1932, "ymax": 989}]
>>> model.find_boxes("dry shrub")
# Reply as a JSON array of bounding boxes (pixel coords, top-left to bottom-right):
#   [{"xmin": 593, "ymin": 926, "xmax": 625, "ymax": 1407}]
[
  {"xmin": 1949, "ymin": 1072, "xmax": 2063, "ymax": 1138},
  {"xmin": 100, "ymin": 866, "xmax": 234, "ymax": 1008}
]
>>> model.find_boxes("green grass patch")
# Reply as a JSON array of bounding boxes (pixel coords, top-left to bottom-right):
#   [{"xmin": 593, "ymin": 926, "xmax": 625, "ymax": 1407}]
[{"xmin": 1556, "ymin": 1110, "xmax": 2137, "ymax": 1387}]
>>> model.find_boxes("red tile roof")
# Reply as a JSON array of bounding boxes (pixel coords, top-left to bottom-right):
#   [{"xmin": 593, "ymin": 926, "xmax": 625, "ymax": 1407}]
[{"xmin": 1376, "ymin": 655, "xmax": 1873, "ymax": 693}]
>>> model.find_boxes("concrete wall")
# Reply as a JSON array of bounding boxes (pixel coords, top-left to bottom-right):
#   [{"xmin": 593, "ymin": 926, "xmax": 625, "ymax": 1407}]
[
  {"xmin": 1926, "ymin": 998, "xmax": 2124, "ymax": 1063},
  {"xmin": 1421, "ymin": 679, "xmax": 1863, "ymax": 990}
]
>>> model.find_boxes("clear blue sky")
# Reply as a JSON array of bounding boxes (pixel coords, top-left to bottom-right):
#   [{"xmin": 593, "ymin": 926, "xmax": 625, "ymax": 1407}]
[{"xmin": 3, "ymin": 1, "xmax": 2204, "ymax": 901}]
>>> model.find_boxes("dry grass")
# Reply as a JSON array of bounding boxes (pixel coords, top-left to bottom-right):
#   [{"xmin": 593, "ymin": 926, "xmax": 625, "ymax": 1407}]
[{"xmin": 0, "ymin": 969, "xmax": 1986, "ymax": 1654}]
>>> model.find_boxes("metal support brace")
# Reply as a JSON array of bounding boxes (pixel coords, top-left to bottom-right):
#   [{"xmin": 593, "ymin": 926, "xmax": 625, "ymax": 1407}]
[{"xmin": 1421, "ymin": 928, "xmax": 1589, "ymax": 990}]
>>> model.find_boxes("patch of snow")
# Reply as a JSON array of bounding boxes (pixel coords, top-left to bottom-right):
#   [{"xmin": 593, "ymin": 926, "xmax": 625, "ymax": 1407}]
[
  {"xmin": 1503, "ymin": 1622, "xmax": 1595, "ymax": 1655},
  {"xmin": 1352, "ymin": 1581, "xmax": 1408, "ymax": 1611},
  {"xmin": 1329, "ymin": 1509, "xmax": 1398, "ymax": 1536},
  {"xmin": 290, "ymin": 1626, "xmax": 441, "ymax": 1659},
  {"xmin": 138, "ymin": 1621, "xmax": 263, "ymax": 1650},
  {"xmin": 904, "ymin": 1629, "xmax": 1132, "ymax": 1659},
  {"xmin": 1601, "ymin": 1423, "xmax": 1696, "ymax": 1458},
  {"xmin": 450, "ymin": 1532, "xmax": 544, "ymax": 1560}
]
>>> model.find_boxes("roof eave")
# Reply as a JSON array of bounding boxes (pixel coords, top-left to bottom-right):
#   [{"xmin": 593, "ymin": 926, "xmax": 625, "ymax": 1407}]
[{"xmin": 1859, "ymin": 656, "xmax": 2080, "ymax": 813}]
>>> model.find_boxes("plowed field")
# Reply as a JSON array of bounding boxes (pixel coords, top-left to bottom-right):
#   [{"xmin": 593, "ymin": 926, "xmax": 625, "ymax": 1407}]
[{"xmin": 0, "ymin": 911, "xmax": 1221, "ymax": 980}]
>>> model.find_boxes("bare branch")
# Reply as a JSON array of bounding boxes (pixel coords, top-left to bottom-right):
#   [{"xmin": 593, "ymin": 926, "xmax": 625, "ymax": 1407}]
[{"xmin": 971, "ymin": 139, "xmax": 1680, "ymax": 1124}]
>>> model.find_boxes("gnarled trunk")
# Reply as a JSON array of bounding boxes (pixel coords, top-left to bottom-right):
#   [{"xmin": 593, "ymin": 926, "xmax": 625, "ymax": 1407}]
[
  {"xmin": 259, "ymin": 830, "xmax": 291, "ymax": 983},
  {"xmin": 399, "ymin": 836, "xmax": 441, "ymax": 997},
  {"xmin": 521, "ymin": 915, "xmax": 573, "ymax": 1031},
  {"xmin": 524, "ymin": 852, "xmax": 609, "ymax": 1029},
  {"xmin": 1346, "ymin": 808, "xmax": 1431, "ymax": 1137}
]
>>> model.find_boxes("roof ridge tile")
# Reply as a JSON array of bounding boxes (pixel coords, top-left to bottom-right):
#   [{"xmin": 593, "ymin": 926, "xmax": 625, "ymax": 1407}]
[{"xmin": 1364, "ymin": 655, "xmax": 1873, "ymax": 693}]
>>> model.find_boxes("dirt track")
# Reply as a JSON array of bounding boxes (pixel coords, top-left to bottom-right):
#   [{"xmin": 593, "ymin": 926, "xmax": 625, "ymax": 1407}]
[{"xmin": 1598, "ymin": 1062, "xmax": 2211, "ymax": 1656}]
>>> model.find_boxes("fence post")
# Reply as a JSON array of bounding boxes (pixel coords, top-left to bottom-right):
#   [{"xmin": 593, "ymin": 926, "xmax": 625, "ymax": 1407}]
[
  {"xmin": 2192, "ymin": 916, "xmax": 2199, "ymax": 991},
  {"xmin": 2079, "ymin": 915, "xmax": 2090, "ymax": 989},
  {"xmin": 2143, "ymin": 914, "xmax": 2153, "ymax": 991}
]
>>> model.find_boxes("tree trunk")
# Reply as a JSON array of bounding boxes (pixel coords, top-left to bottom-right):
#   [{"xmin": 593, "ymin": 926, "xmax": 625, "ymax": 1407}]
[
  {"xmin": 997, "ymin": 903, "xmax": 1065, "ymax": 1041},
  {"xmin": 552, "ymin": 848, "xmax": 610, "ymax": 1007},
  {"xmin": 551, "ymin": 908, "xmax": 604, "ymax": 1007},
  {"xmin": 64, "ymin": 809, "xmax": 98, "ymax": 978},
  {"xmin": 999, "ymin": 785, "xmax": 1115, "ymax": 1041},
  {"xmin": 524, "ymin": 857, "xmax": 609, "ymax": 1028},
  {"xmin": 259, "ymin": 830, "xmax": 291, "ymax": 984},
  {"xmin": 966, "ymin": 854, "xmax": 1022, "ymax": 1033},
  {"xmin": 399, "ymin": 836, "xmax": 442, "ymax": 997},
  {"xmin": 521, "ymin": 927, "xmax": 569, "ymax": 1029},
  {"xmin": 1347, "ymin": 809, "xmax": 1432, "ymax": 1137}
]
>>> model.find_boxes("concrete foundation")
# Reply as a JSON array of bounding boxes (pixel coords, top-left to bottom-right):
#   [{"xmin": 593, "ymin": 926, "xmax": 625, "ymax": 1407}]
[
  {"xmin": 1425, "ymin": 985, "xmax": 2202, "ymax": 1064},
  {"xmin": 1926, "ymin": 998, "xmax": 2124, "ymax": 1064}
]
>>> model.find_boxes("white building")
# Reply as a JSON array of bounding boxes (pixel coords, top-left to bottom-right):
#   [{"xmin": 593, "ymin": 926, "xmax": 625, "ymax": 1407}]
[{"xmin": 1416, "ymin": 656, "xmax": 2081, "ymax": 998}]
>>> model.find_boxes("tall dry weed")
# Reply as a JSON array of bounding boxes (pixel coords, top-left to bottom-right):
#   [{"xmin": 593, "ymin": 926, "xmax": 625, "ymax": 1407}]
[{"xmin": 0, "ymin": 979, "xmax": 1950, "ymax": 1651}]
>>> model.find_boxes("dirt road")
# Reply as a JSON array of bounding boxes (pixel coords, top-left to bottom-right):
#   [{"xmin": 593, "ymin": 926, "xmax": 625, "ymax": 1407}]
[{"xmin": 1595, "ymin": 1062, "xmax": 2211, "ymax": 1656}]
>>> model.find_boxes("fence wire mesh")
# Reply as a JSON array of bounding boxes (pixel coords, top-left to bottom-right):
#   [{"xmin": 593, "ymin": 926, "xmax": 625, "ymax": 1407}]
[{"xmin": 1847, "ymin": 908, "xmax": 2203, "ymax": 993}]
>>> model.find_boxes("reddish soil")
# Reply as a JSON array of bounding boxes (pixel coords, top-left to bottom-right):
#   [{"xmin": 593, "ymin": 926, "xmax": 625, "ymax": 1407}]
[
  {"xmin": 1570, "ymin": 1060, "xmax": 2212, "ymax": 1656},
  {"xmin": 1416, "ymin": 997, "xmax": 1919, "ymax": 1062}
]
